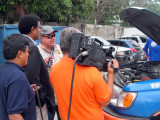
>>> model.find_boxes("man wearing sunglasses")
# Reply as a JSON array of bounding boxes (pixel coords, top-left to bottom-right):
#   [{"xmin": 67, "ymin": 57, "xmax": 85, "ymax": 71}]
[{"xmin": 38, "ymin": 26, "xmax": 63, "ymax": 120}]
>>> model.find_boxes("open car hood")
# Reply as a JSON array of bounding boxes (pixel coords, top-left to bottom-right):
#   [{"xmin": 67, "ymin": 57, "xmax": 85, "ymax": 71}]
[{"xmin": 119, "ymin": 7, "xmax": 160, "ymax": 45}]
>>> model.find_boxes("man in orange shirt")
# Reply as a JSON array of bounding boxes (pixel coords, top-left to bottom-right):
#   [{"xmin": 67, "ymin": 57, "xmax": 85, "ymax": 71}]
[{"xmin": 50, "ymin": 27, "xmax": 119, "ymax": 120}]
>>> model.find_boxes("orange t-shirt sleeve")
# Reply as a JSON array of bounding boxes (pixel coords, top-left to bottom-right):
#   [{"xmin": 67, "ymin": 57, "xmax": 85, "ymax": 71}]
[{"xmin": 93, "ymin": 72, "xmax": 111, "ymax": 104}]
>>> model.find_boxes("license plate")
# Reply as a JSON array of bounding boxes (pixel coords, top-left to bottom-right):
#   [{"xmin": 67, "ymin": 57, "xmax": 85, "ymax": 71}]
[
  {"xmin": 130, "ymin": 56, "xmax": 133, "ymax": 59},
  {"xmin": 141, "ymin": 56, "xmax": 144, "ymax": 59}
]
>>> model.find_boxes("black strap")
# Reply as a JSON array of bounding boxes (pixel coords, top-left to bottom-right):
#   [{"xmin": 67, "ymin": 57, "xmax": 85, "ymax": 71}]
[{"xmin": 34, "ymin": 86, "xmax": 44, "ymax": 120}]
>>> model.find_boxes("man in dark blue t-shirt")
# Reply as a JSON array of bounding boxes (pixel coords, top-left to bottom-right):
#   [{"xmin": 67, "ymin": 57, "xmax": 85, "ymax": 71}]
[{"xmin": 0, "ymin": 34, "xmax": 36, "ymax": 120}]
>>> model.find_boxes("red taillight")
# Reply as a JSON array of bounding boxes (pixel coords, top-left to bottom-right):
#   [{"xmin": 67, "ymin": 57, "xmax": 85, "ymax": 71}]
[{"xmin": 130, "ymin": 48, "xmax": 137, "ymax": 53}]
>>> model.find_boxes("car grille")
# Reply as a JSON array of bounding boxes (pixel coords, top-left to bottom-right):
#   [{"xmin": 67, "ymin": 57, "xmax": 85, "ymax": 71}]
[
  {"xmin": 135, "ymin": 47, "xmax": 141, "ymax": 52},
  {"xmin": 135, "ymin": 47, "xmax": 144, "ymax": 54},
  {"xmin": 125, "ymin": 50, "xmax": 133, "ymax": 55}
]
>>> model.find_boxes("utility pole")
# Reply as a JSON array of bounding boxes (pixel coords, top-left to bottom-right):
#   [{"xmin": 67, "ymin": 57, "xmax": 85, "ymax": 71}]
[{"xmin": 94, "ymin": 0, "xmax": 98, "ymax": 25}]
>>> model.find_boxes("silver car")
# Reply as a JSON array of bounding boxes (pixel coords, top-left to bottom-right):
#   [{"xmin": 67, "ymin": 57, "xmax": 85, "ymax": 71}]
[{"xmin": 89, "ymin": 36, "xmax": 135, "ymax": 64}]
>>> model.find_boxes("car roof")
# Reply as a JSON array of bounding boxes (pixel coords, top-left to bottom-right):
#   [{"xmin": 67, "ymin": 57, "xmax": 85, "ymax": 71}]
[
  {"xmin": 120, "ymin": 36, "xmax": 148, "ymax": 39},
  {"xmin": 108, "ymin": 39, "xmax": 139, "ymax": 48},
  {"xmin": 89, "ymin": 36, "xmax": 111, "ymax": 46},
  {"xmin": 108, "ymin": 39, "xmax": 133, "ymax": 42},
  {"xmin": 88, "ymin": 36, "xmax": 133, "ymax": 51},
  {"xmin": 132, "ymin": 35, "xmax": 148, "ymax": 38}
]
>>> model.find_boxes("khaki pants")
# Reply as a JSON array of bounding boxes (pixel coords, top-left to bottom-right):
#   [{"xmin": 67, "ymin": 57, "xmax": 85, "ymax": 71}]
[{"xmin": 36, "ymin": 104, "xmax": 48, "ymax": 120}]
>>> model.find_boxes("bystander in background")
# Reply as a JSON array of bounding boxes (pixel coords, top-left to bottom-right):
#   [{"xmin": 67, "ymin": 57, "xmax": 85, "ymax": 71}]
[{"xmin": 144, "ymin": 38, "xmax": 160, "ymax": 61}]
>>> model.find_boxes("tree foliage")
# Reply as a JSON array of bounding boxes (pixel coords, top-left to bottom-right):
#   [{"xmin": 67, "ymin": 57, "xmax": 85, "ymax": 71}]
[
  {"xmin": 71, "ymin": 0, "xmax": 94, "ymax": 22},
  {"xmin": 146, "ymin": 2, "xmax": 160, "ymax": 15},
  {"xmin": 0, "ymin": 0, "xmax": 94, "ymax": 25},
  {"xmin": 23, "ymin": 0, "xmax": 73, "ymax": 24},
  {"xmin": 1, "ymin": 0, "xmax": 160, "ymax": 25},
  {"xmin": 92, "ymin": 0, "xmax": 130, "ymax": 25}
]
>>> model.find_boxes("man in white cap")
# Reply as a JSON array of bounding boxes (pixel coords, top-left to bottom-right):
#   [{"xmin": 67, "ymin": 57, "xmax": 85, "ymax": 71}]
[
  {"xmin": 38, "ymin": 26, "xmax": 63, "ymax": 70},
  {"xmin": 38, "ymin": 26, "xmax": 63, "ymax": 120}
]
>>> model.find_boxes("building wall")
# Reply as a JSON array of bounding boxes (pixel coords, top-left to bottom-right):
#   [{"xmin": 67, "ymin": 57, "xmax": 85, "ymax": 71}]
[
  {"xmin": 123, "ymin": 27, "xmax": 145, "ymax": 36},
  {"xmin": 69, "ymin": 23, "xmax": 145, "ymax": 40}
]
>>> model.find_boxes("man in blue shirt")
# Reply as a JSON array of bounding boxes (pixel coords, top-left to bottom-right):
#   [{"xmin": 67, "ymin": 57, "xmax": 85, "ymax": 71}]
[
  {"xmin": 144, "ymin": 38, "xmax": 160, "ymax": 61},
  {"xmin": 0, "ymin": 34, "xmax": 36, "ymax": 120}
]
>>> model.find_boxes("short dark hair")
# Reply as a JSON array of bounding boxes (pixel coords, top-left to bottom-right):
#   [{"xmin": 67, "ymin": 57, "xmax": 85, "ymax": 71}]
[
  {"xmin": 18, "ymin": 14, "xmax": 40, "ymax": 34},
  {"xmin": 3, "ymin": 34, "xmax": 29, "ymax": 60}
]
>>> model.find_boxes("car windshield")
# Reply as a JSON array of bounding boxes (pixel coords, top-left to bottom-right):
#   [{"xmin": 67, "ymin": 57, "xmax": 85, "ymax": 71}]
[
  {"xmin": 130, "ymin": 40, "xmax": 140, "ymax": 47},
  {"xmin": 91, "ymin": 36, "xmax": 111, "ymax": 46},
  {"xmin": 140, "ymin": 37, "xmax": 147, "ymax": 43}
]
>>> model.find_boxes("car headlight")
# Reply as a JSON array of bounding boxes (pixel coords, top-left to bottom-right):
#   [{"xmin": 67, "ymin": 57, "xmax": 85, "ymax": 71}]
[
  {"xmin": 110, "ymin": 85, "xmax": 137, "ymax": 109},
  {"xmin": 116, "ymin": 51, "xmax": 125, "ymax": 55}
]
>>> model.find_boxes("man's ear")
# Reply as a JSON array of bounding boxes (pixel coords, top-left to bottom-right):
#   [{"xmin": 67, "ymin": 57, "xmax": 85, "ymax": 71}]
[
  {"xmin": 17, "ymin": 50, "xmax": 22, "ymax": 58},
  {"xmin": 41, "ymin": 36, "xmax": 44, "ymax": 42},
  {"xmin": 31, "ymin": 27, "xmax": 35, "ymax": 33}
]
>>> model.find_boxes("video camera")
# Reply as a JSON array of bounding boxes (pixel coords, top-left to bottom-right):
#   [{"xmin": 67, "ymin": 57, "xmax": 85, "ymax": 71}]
[{"xmin": 69, "ymin": 33, "xmax": 115, "ymax": 71}]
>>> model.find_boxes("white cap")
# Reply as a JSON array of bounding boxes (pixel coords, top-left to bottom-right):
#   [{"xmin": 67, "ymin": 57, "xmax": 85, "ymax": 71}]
[{"xmin": 41, "ymin": 26, "xmax": 58, "ymax": 35}]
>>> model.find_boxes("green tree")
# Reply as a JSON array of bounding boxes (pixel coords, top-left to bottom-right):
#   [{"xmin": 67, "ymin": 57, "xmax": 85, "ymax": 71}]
[
  {"xmin": 23, "ymin": 0, "xmax": 73, "ymax": 24},
  {"xmin": 0, "ymin": 0, "xmax": 94, "ymax": 25},
  {"xmin": 71, "ymin": 0, "xmax": 94, "ymax": 22},
  {"xmin": 92, "ymin": 0, "xmax": 129, "ymax": 25},
  {"xmin": 146, "ymin": 2, "xmax": 160, "ymax": 15}
]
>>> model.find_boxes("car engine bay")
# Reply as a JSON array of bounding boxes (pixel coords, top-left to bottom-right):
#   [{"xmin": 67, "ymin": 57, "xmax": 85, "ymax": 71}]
[{"xmin": 112, "ymin": 61, "xmax": 160, "ymax": 88}]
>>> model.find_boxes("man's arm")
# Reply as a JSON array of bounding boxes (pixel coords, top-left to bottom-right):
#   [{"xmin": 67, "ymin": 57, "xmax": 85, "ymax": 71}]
[
  {"xmin": 101, "ymin": 72, "xmax": 114, "ymax": 106},
  {"xmin": 93, "ymin": 59, "xmax": 119, "ymax": 106},
  {"xmin": 101, "ymin": 59, "xmax": 119, "ymax": 106},
  {"xmin": 7, "ymin": 76, "xmax": 29, "ymax": 120},
  {"xmin": 144, "ymin": 39, "xmax": 150, "ymax": 60},
  {"xmin": 25, "ymin": 46, "xmax": 41, "ymax": 84},
  {"xmin": 8, "ymin": 114, "xmax": 24, "ymax": 120}
]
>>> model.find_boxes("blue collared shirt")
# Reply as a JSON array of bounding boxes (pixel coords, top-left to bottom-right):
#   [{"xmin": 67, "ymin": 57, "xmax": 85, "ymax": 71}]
[
  {"xmin": 0, "ymin": 62, "xmax": 36, "ymax": 120},
  {"xmin": 23, "ymin": 34, "xmax": 38, "ymax": 45}
]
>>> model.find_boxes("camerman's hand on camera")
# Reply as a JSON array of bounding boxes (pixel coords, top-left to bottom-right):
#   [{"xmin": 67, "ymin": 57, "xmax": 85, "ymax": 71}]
[
  {"xmin": 107, "ymin": 59, "xmax": 119, "ymax": 75},
  {"xmin": 101, "ymin": 59, "xmax": 119, "ymax": 106}
]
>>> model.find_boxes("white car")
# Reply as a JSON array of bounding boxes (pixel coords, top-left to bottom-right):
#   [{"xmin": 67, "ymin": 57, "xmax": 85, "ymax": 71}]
[
  {"xmin": 89, "ymin": 36, "xmax": 135, "ymax": 64},
  {"xmin": 119, "ymin": 35, "xmax": 148, "ymax": 48}
]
